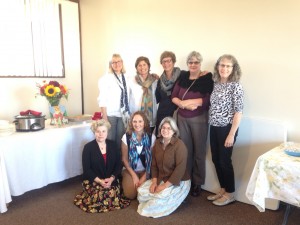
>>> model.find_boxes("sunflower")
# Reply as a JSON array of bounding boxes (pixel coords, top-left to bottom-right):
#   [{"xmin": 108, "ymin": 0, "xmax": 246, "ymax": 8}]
[{"xmin": 45, "ymin": 85, "xmax": 56, "ymax": 97}]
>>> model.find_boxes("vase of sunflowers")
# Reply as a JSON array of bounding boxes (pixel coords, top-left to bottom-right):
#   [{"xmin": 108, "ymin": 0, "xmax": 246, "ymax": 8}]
[{"xmin": 36, "ymin": 80, "xmax": 69, "ymax": 126}]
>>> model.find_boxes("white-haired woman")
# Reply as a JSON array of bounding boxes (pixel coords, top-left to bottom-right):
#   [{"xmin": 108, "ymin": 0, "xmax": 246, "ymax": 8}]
[
  {"xmin": 74, "ymin": 119, "xmax": 130, "ymax": 213},
  {"xmin": 137, "ymin": 117, "xmax": 190, "ymax": 218},
  {"xmin": 171, "ymin": 51, "xmax": 213, "ymax": 197}
]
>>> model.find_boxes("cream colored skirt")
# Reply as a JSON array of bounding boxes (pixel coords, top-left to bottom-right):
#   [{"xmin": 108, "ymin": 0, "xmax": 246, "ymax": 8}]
[{"xmin": 137, "ymin": 179, "xmax": 191, "ymax": 218}]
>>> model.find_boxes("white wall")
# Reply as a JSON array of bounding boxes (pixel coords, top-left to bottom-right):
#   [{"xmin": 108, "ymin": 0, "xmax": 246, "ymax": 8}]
[
  {"xmin": 0, "ymin": 1, "xmax": 81, "ymax": 121},
  {"xmin": 80, "ymin": 0, "xmax": 300, "ymax": 142}
]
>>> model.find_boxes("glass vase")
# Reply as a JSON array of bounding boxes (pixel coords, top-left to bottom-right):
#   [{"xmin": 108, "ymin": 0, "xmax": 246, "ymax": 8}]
[{"xmin": 49, "ymin": 101, "xmax": 68, "ymax": 127}]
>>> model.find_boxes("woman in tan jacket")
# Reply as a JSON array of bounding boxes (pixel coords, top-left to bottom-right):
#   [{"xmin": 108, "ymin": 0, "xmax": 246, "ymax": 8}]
[{"xmin": 137, "ymin": 117, "xmax": 190, "ymax": 218}]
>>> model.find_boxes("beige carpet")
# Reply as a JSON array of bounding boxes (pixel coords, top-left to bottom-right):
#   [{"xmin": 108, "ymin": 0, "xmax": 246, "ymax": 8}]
[{"xmin": 0, "ymin": 176, "xmax": 299, "ymax": 225}]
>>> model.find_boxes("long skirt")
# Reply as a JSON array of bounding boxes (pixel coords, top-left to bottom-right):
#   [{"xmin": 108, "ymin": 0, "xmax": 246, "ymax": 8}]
[
  {"xmin": 137, "ymin": 179, "xmax": 191, "ymax": 218},
  {"xmin": 74, "ymin": 180, "xmax": 130, "ymax": 213}
]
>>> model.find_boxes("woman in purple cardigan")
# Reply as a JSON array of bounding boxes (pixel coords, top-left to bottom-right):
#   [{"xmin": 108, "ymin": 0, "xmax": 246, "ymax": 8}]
[{"xmin": 171, "ymin": 51, "xmax": 213, "ymax": 197}]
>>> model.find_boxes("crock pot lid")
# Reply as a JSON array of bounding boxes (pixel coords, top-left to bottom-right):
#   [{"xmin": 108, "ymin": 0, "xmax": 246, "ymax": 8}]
[{"xmin": 15, "ymin": 115, "xmax": 45, "ymax": 119}]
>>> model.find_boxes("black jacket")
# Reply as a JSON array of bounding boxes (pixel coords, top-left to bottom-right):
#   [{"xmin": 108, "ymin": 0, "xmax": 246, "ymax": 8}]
[{"xmin": 82, "ymin": 139, "xmax": 121, "ymax": 185}]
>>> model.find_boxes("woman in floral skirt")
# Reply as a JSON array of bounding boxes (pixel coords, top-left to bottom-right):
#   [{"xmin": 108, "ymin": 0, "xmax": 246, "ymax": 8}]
[{"xmin": 74, "ymin": 119, "xmax": 130, "ymax": 213}]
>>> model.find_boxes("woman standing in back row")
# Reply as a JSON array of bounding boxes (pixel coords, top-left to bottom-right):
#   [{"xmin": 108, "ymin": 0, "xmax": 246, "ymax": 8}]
[
  {"xmin": 97, "ymin": 54, "xmax": 131, "ymax": 150},
  {"xmin": 171, "ymin": 51, "xmax": 213, "ymax": 197},
  {"xmin": 208, "ymin": 54, "xmax": 244, "ymax": 206},
  {"xmin": 130, "ymin": 56, "xmax": 159, "ymax": 133},
  {"xmin": 155, "ymin": 51, "xmax": 181, "ymax": 136}
]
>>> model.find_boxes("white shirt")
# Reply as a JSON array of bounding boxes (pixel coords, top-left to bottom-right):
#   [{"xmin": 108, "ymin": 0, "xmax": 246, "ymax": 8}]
[
  {"xmin": 97, "ymin": 72, "xmax": 132, "ymax": 117},
  {"xmin": 121, "ymin": 133, "xmax": 156, "ymax": 172},
  {"xmin": 129, "ymin": 76, "xmax": 158, "ymax": 127}
]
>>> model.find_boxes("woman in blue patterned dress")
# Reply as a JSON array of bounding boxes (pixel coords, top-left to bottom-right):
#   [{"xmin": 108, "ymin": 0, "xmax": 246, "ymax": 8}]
[{"xmin": 208, "ymin": 54, "xmax": 244, "ymax": 206}]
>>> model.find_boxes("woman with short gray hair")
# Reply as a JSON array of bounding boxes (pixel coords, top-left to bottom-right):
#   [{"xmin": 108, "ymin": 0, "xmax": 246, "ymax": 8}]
[
  {"xmin": 171, "ymin": 51, "xmax": 213, "ymax": 197},
  {"xmin": 137, "ymin": 117, "xmax": 190, "ymax": 218}
]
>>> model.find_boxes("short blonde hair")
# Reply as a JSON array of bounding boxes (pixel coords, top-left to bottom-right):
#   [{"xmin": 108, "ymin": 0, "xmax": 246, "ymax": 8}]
[
  {"xmin": 109, "ymin": 53, "xmax": 126, "ymax": 73},
  {"xmin": 90, "ymin": 119, "xmax": 111, "ymax": 133}
]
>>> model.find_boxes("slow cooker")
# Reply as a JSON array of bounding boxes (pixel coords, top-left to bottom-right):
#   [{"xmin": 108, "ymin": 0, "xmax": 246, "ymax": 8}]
[{"xmin": 14, "ymin": 115, "xmax": 46, "ymax": 131}]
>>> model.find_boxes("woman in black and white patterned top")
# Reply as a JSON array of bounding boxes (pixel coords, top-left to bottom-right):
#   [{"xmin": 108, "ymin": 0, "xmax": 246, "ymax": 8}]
[{"xmin": 207, "ymin": 54, "xmax": 244, "ymax": 206}]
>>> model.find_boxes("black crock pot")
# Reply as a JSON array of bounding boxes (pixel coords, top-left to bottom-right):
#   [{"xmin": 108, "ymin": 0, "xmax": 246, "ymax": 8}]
[{"xmin": 14, "ymin": 115, "xmax": 46, "ymax": 131}]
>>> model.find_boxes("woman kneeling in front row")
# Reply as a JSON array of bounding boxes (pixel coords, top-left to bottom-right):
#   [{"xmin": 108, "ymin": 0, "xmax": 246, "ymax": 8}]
[
  {"xmin": 74, "ymin": 119, "xmax": 130, "ymax": 213},
  {"xmin": 137, "ymin": 117, "xmax": 191, "ymax": 218}
]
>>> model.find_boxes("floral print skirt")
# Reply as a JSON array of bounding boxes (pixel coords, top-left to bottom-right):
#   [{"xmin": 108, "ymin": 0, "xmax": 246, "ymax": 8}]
[{"xmin": 74, "ymin": 180, "xmax": 130, "ymax": 213}]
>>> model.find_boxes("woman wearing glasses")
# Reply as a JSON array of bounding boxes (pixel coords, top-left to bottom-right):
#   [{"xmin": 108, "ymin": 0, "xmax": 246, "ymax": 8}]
[
  {"xmin": 171, "ymin": 51, "xmax": 213, "ymax": 197},
  {"xmin": 137, "ymin": 117, "xmax": 190, "ymax": 218},
  {"xmin": 207, "ymin": 54, "xmax": 243, "ymax": 206},
  {"xmin": 155, "ymin": 51, "xmax": 181, "ymax": 136},
  {"xmin": 97, "ymin": 54, "xmax": 131, "ymax": 150}
]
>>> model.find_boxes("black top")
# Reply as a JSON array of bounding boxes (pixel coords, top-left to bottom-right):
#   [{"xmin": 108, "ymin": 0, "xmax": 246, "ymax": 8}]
[
  {"xmin": 177, "ymin": 70, "xmax": 214, "ymax": 94},
  {"xmin": 82, "ymin": 139, "xmax": 121, "ymax": 185},
  {"xmin": 155, "ymin": 79, "xmax": 178, "ymax": 117}
]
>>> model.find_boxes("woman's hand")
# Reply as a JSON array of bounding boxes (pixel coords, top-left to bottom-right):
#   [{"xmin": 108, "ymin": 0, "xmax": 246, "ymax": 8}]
[
  {"xmin": 155, "ymin": 181, "xmax": 172, "ymax": 193},
  {"xmin": 102, "ymin": 176, "xmax": 115, "ymax": 188},
  {"xmin": 224, "ymin": 134, "xmax": 234, "ymax": 148},
  {"xmin": 132, "ymin": 173, "xmax": 140, "ymax": 189},
  {"xmin": 155, "ymin": 183, "xmax": 167, "ymax": 193},
  {"xmin": 138, "ymin": 172, "xmax": 147, "ymax": 187},
  {"xmin": 149, "ymin": 182, "xmax": 157, "ymax": 193}
]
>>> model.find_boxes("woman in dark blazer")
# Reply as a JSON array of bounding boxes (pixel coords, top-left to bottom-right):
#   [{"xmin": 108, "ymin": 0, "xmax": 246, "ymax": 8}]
[{"xmin": 74, "ymin": 119, "xmax": 130, "ymax": 213}]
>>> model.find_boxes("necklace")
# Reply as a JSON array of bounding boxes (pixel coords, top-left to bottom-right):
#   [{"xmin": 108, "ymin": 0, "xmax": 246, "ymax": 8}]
[{"xmin": 98, "ymin": 142, "xmax": 106, "ymax": 152}]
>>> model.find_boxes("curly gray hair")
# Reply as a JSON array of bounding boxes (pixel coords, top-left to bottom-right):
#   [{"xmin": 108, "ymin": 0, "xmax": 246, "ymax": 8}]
[{"xmin": 90, "ymin": 119, "xmax": 111, "ymax": 133}]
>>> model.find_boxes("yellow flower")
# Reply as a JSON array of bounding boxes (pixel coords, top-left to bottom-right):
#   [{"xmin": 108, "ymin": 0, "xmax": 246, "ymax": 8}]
[
  {"xmin": 45, "ymin": 85, "xmax": 56, "ymax": 97},
  {"xmin": 55, "ymin": 87, "xmax": 61, "ymax": 93}
]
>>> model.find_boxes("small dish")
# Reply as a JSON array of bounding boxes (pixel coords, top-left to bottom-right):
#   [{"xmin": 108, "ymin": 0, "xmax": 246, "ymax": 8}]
[{"xmin": 284, "ymin": 149, "xmax": 300, "ymax": 157}]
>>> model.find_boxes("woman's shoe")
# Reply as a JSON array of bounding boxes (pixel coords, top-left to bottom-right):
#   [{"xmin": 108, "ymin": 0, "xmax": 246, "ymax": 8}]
[
  {"xmin": 207, "ymin": 193, "xmax": 222, "ymax": 201},
  {"xmin": 212, "ymin": 195, "xmax": 235, "ymax": 206},
  {"xmin": 190, "ymin": 185, "xmax": 201, "ymax": 197}
]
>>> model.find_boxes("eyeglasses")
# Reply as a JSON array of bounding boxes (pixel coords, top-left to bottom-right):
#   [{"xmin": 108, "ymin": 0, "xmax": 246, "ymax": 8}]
[
  {"xmin": 161, "ymin": 126, "xmax": 173, "ymax": 131},
  {"xmin": 161, "ymin": 59, "xmax": 172, "ymax": 64},
  {"xmin": 188, "ymin": 61, "xmax": 200, "ymax": 65},
  {"xmin": 111, "ymin": 60, "xmax": 122, "ymax": 65},
  {"xmin": 218, "ymin": 64, "xmax": 233, "ymax": 68}
]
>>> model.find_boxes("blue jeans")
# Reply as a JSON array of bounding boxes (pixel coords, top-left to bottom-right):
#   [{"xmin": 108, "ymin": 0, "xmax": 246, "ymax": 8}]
[{"xmin": 107, "ymin": 116, "xmax": 125, "ymax": 150}]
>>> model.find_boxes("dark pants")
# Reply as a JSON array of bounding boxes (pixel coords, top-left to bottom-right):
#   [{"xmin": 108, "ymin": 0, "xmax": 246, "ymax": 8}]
[
  {"xmin": 209, "ymin": 124, "xmax": 238, "ymax": 193},
  {"xmin": 178, "ymin": 113, "xmax": 208, "ymax": 185}
]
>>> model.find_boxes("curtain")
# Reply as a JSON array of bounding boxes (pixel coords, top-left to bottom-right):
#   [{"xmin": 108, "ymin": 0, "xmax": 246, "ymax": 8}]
[{"xmin": 0, "ymin": 0, "xmax": 64, "ymax": 77}]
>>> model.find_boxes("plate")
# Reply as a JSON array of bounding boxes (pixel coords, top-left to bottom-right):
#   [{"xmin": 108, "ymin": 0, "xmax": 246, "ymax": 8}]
[
  {"xmin": 67, "ymin": 115, "xmax": 92, "ymax": 122},
  {"xmin": 284, "ymin": 149, "xmax": 300, "ymax": 157}
]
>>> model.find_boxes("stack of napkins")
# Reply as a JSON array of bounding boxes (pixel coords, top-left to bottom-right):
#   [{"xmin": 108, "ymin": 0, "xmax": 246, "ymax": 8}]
[{"xmin": 0, "ymin": 120, "xmax": 15, "ymax": 136}]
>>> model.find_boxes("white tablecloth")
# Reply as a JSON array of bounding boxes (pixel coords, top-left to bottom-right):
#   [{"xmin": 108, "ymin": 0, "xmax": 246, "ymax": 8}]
[
  {"xmin": 0, "ymin": 121, "xmax": 94, "ymax": 213},
  {"xmin": 0, "ymin": 150, "xmax": 12, "ymax": 213},
  {"xmin": 246, "ymin": 146, "xmax": 300, "ymax": 212}
]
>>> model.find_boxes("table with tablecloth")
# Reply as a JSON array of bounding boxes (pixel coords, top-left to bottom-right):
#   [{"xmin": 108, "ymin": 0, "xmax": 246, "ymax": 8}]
[
  {"xmin": 246, "ymin": 145, "xmax": 300, "ymax": 225},
  {"xmin": 0, "ymin": 121, "xmax": 94, "ymax": 213}
]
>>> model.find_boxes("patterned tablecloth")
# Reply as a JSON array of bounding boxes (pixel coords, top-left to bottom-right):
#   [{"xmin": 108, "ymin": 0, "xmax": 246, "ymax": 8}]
[{"xmin": 246, "ymin": 146, "xmax": 300, "ymax": 212}]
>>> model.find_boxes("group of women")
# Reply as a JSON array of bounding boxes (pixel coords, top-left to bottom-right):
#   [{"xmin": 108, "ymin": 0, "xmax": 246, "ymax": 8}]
[{"xmin": 73, "ymin": 51, "xmax": 244, "ymax": 217}]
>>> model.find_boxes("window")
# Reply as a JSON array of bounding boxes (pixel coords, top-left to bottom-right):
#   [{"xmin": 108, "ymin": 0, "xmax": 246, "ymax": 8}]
[{"xmin": 0, "ymin": 0, "xmax": 64, "ymax": 77}]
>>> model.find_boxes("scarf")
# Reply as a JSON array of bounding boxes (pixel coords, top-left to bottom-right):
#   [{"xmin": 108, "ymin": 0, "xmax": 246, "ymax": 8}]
[
  {"xmin": 160, "ymin": 67, "xmax": 181, "ymax": 96},
  {"xmin": 135, "ymin": 73, "xmax": 157, "ymax": 126},
  {"xmin": 128, "ymin": 132, "xmax": 152, "ymax": 176},
  {"xmin": 113, "ymin": 71, "xmax": 130, "ymax": 127}
]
